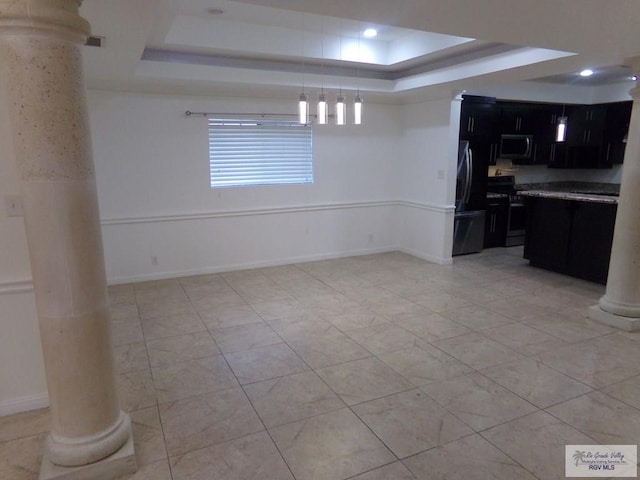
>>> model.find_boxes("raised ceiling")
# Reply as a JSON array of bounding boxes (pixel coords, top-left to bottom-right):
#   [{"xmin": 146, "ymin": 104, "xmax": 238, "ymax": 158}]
[{"xmin": 79, "ymin": 0, "xmax": 640, "ymax": 102}]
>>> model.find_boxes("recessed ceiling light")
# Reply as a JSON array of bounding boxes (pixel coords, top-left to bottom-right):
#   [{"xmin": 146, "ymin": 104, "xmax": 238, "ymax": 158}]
[
  {"xmin": 632, "ymin": 75, "xmax": 638, "ymax": 81},
  {"xmin": 363, "ymin": 28, "xmax": 378, "ymax": 38},
  {"xmin": 206, "ymin": 8, "xmax": 224, "ymax": 15},
  {"xmin": 579, "ymin": 68, "xmax": 594, "ymax": 77}
]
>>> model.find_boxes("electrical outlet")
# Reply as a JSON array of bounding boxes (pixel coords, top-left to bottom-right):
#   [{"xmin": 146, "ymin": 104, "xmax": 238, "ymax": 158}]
[
  {"xmin": 151, "ymin": 255, "xmax": 158, "ymax": 266},
  {"xmin": 437, "ymin": 170, "xmax": 445, "ymax": 180},
  {"xmin": 4, "ymin": 195, "xmax": 23, "ymax": 217}
]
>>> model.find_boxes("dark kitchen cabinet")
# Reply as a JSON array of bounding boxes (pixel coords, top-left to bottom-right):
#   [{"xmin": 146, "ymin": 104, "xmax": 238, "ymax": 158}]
[
  {"xmin": 567, "ymin": 201, "xmax": 617, "ymax": 283},
  {"xmin": 547, "ymin": 142, "xmax": 568, "ymax": 168},
  {"xmin": 550, "ymin": 104, "xmax": 609, "ymax": 168},
  {"xmin": 524, "ymin": 196, "xmax": 617, "ymax": 284},
  {"xmin": 460, "ymin": 96, "xmax": 498, "ymax": 140},
  {"xmin": 602, "ymin": 101, "xmax": 632, "ymax": 165},
  {"xmin": 533, "ymin": 104, "xmax": 564, "ymax": 166},
  {"xmin": 460, "ymin": 96, "xmax": 499, "ymax": 167},
  {"xmin": 484, "ymin": 197, "xmax": 509, "ymax": 248},
  {"xmin": 499, "ymin": 104, "xmax": 539, "ymax": 134},
  {"xmin": 524, "ymin": 197, "xmax": 572, "ymax": 269},
  {"xmin": 566, "ymin": 105, "xmax": 607, "ymax": 146}
]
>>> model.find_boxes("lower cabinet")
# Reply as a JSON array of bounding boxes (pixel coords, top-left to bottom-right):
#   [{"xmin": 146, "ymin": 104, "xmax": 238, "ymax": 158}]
[
  {"xmin": 484, "ymin": 198, "xmax": 509, "ymax": 248},
  {"xmin": 523, "ymin": 197, "xmax": 617, "ymax": 284}
]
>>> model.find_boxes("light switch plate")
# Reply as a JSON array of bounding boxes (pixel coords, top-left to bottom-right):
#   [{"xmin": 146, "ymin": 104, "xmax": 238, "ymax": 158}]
[{"xmin": 4, "ymin": 194, "xmax": 24, "ymax": 217}]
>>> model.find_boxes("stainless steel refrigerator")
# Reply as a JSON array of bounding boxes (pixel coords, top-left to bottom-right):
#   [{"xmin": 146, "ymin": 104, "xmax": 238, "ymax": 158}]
[{"xmin": 453, "ymin": 140, "xmax": 486, "ymax": 255}]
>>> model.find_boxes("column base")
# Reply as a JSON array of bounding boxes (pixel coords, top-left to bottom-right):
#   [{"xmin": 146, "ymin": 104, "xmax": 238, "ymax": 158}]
[
  {"xmin": 39, "ymin": 429, "xmax": 136, "ymax": 480},
  {"xmin": 588, "ymin": 305, "xmax": 640, "ymax": 332}
]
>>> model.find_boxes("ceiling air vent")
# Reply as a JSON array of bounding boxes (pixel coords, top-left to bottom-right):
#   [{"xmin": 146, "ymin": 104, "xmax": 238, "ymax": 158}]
[{"xmin": 85, "ymin": 36, "xmax": 105, "ymax": 48}]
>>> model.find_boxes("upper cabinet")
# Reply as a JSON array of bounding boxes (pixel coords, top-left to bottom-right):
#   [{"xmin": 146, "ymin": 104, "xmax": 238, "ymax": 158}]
[
  {"xmin": 499, "ymin": 104, "xmax": 539, "ymax": 134},
  {"xmin": 566, "ymin": 105, "xmax": 607, "ymax": 146},
  {"xmin": 496, "ymin": 102, "xmax": 562, "ymax": 166},
  {"xmin": 550, "ymin": 101, "xmax": 632, "ymax": 169},
  {"xmin": 460, "ymin": 96, "xmax": 499, "ymax": 166},
  {"xmin": 460, "ymin": 96, "xmax": 499, "ymax": 139},
  {"xmin": 603, "ymin": 101, "xmax": 633, "ymax": 165},
  {"xmin": 465, "ymin": 98, "xmax": 633, "ymax": 169}
]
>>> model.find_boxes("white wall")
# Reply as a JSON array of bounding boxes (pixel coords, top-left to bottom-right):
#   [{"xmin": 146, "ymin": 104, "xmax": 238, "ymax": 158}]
[
  {"xmin": 0, "ymin": 85, "xmax": 462, "ymax": 416},
  {"xmin": 89, "ymin": 91, "xmax": 406, "ymax": 283},
  {"xmin": 394, "ymin": 96, "xmax": 458, "ymax": 264}
]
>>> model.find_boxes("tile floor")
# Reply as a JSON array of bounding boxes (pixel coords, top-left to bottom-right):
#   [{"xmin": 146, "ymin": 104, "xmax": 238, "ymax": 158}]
[{"xmin": 3, "ymin": 247, "xmax": 640, "ymax": 479}]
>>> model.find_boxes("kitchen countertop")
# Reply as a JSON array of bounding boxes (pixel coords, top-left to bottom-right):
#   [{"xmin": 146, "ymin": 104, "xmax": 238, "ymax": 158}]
[
  {"xmin": 486, "ymin": 192, "xmax": 509, "ymax": 200},
  {"xmin": 519, "ymin": 190, "xmax": 618, "ymax": 204}
]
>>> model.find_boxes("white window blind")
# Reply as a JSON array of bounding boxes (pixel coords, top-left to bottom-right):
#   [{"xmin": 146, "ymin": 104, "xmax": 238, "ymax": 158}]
[{"xmin": 208, "ymin": 118, "xmax": 313, "ymax": 188}]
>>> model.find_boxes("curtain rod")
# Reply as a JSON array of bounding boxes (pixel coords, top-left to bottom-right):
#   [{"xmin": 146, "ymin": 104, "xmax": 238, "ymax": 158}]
[{"xmin": 185, "ymin": 111, "xmax": 331, "ymax": 118}]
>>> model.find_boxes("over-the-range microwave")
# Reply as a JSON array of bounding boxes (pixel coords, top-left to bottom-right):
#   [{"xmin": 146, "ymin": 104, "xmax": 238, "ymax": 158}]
[{"xmin": 499, "ymin": 134, "xmax": 533, "ymax": 160}]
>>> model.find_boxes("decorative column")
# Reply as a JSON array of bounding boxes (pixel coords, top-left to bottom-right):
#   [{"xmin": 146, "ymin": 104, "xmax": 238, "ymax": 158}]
[
  {"xmin": 0, "ymin": 1, "xmax": 135, "ymax": 479},
  {"xmin": 589, "ymin": 57, "xmax": 640, "ymax": 331}
]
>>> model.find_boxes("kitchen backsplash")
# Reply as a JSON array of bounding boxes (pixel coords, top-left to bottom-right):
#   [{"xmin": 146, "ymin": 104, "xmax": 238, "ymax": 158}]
[{"xmin": 489, "ymin": 161, "xmax": 622, "ymax": 185}]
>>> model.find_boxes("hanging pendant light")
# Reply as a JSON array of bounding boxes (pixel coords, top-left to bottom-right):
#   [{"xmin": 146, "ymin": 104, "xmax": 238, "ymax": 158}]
[
  {"xmin": 336, "ymin": 94, "xmax": 346, "ymax": 126},
  {"xmin": 354, "ymin": 94, "xmax": 363, "ymax": 125},
  {"xmin": 297, "ymin": 12, "xmax": 308, "ymax": 125},
  {"xmin": 556, "ymin": 116, "xmax": 567, "ymax": 142},
  {"xmin": 318, "ymin": 93, "xmax": 328, "ymax": 124},
  {"xmin": 353, "ymin": 22, "xmax": 363, "ymax": 125},
  {"xmin": 555, "ymin": 105, "xmax": 567, "ymax": 142},
  {"xmin": 299, "ymin": 93, "xmax": 309, "ymax": 125},
  {"xmin": 317, "ymin": 16, "xmax": 328, "ymax": 125}
]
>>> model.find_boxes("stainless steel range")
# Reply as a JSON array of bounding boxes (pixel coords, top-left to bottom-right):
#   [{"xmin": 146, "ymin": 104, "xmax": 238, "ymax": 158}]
[{"xmin": 487, "ymin": 176, "xmax": 526, "ymax": 247}]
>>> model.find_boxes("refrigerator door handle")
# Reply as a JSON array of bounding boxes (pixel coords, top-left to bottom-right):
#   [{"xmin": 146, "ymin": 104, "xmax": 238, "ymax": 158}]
[{"xmin": 464, "ymin": 147, "xmax": 473, "ymax": 205}]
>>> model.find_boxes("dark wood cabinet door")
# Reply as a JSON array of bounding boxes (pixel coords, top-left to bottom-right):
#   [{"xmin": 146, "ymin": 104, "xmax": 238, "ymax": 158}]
[
  {"xmin": 460, "ymin": 100, "xmax": 498, "ymax": 140},
  {"xmin": 603, "ymin": 101, "xmax": 632, "ymax": 165},
  {"xmin": 567, "ymin": 202, "xmax": 617, "ymax": 283},
  {"xmin": 566, "ymin": 105, "xmax": 606, "ymax": 146},
  {"xmin": 484, "ymin": 199, "xmax": 509, "ymax": 248},
  {"xmin": 524, "ymin": 197, "xmax": 572, "ymax": 268},
  {"xmin": 500, "ymin": 104, "xmax": 539, "ymax": 134}
]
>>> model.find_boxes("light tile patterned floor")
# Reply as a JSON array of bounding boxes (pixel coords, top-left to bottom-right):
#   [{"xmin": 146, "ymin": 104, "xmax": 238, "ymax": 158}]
[{"xmin": 3, "ymin": 247, "xmax": 640, "ymax": 479}]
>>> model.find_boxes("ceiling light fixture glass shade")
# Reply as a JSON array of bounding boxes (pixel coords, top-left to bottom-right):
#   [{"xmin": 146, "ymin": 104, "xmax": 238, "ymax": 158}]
[
  {"xmin": 318, "ymin": 93, "xmax": 328, "ymax": 125},
  {"xmin": 336, "ymin": 95, "xmax": 346, "ymax": 126},
  {"xmin": 363, "ymin": 28, "xmax": 378, "ymax": 38},
  {"xmin": 299, "ymin": 93, "xmax": 309, "ymax": 125},
  {"xmin": 556, "ymin": 116, "xmax": 568, "ymax": 142},
  {"xmin": 354, "ymin": 95, "xmax": 363, "ymax": 125}
]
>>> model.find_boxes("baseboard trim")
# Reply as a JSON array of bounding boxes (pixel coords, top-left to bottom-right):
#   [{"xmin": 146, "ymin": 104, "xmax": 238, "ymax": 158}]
[
  {"xmin": 107, "ymin": 246, "xmax": 400, "ymax": 285},
  {"xmin": 0, "ymin": 392, "xmax": 49, "ymax": 417},
  {"xmin": 399, "ymin": 247, "xmax": 453, "ymax": 266}
]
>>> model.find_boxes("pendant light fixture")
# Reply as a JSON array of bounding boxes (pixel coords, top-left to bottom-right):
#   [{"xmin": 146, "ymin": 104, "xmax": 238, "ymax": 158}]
[
  {"xmin": 298, "ymin": 13, "xmax": 308, "ymax": 125},
  {"xmin": 336, "ymin": 94, "xmax": 346, "ymax": 126},
  {"xmin": 354, "ymin": 23, "xmax": 363, "ymax": 125},
  {"xmin": 299, "ymin": 93, "xmax": 309, "ymax": 125},
  {"xmin": 354, "ymin": 94, "xmax": 363, "ymax": 125},
  {"xmin": 335, "ymin": 19, "xmax": 346, "ymax": 126},
  {"xmin": 318, "ymin": 93, "xmax": 328, "ymax": 124},
  {"xmin": 317, "ymin": 16, "xmax": 328, "ymax": 124},
  {"xmin": 556, "ymin": 105, "xmax": 567, "ymax": 142}
]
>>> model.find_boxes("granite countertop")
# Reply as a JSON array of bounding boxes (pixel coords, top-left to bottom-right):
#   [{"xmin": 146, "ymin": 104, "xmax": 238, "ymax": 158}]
[
  {"xmin": 519, "ymin": 190, "xmax": 618, "ymax": 204},
  {"xmin": 487, "ymin": 192, "xmax": 509, "ymax": 200}
]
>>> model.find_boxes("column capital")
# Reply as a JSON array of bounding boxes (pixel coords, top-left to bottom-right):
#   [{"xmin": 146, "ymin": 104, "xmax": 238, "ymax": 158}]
[{"xmin": 0, "ymin": 0, "xmax": 89, "ymax": 43}]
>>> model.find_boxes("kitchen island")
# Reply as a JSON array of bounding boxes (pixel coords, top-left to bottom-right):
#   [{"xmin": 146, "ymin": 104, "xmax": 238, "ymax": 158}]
[{"xmin": 520, "ymin": 190, "xmax": 618, "ymax": 284}]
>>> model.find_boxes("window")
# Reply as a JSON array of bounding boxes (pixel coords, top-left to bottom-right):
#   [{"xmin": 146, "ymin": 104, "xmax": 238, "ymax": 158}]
[{"xmin": 208, "ymin": 118, "xmax": 313, "ymax": 188}]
